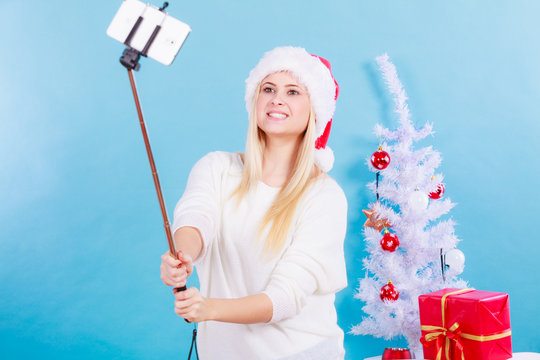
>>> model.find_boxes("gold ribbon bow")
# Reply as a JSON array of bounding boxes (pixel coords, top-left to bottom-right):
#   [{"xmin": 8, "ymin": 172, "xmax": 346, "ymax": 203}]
[{"xmin": 420, "ymin": 288, "xmax": 512, "ymax": 360}]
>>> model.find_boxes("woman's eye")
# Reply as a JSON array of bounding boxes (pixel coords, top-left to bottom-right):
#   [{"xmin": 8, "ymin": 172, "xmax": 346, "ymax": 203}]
[
  {"xmin": 263, "ymin": 87, "xmax": 274, "ymax": 93},
  {"xmin": 288, "ymin": 89, "xmax": 299, "ymax": 95}
]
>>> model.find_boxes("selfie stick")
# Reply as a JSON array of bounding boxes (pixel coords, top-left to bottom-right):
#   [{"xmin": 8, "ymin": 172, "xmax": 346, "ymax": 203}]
[{"xmin": 119, "ymin": 1, "xmax": 186, "ymax": 293}]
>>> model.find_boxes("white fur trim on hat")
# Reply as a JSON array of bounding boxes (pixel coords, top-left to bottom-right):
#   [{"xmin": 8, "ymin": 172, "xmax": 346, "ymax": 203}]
[
  {"xmin": 245, "ymin": 46, "xmax": 337, "ymax": 142},
  {"xmin": 314, "ymin": 146, "xmax": 334, "ymax": 173}
]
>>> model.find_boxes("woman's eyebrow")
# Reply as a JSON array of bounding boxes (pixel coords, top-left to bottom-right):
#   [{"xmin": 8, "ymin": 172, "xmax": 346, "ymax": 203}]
[{"xmin": 261, "ymin": 82, "xmax": 301, "ymax": 87}]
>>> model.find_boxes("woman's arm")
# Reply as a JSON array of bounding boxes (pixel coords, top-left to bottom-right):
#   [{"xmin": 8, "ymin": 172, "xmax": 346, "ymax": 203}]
[
  {"xmin": 171, "ymin": 152, "xmax": 224, "ymax": 265},
  {"xmin": 174, "ymin": 288, "xmax": 273, "ymax": 324},
  {"xmin": 262, "ymin": 180, "xmax": 348, "ymax": 323},
  {"xmin": 174, "ymin": 226, "xmax": 203, "ymax": 261}
]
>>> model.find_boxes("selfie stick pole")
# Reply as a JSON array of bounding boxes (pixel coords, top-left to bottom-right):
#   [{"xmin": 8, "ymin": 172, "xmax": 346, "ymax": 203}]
[
  {"xmin": 113, "ymin": 4, "xmax": 198, "ymax": 357},
  {"xmin": 119, "ymin": 1, "xmax": 186, "ymax": 293}
]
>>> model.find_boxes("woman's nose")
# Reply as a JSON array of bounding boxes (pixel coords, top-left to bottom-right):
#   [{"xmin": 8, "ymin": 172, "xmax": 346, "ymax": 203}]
[{"xmin": 271, "ymin": 93, "xmax": 284, "ymax": 105}]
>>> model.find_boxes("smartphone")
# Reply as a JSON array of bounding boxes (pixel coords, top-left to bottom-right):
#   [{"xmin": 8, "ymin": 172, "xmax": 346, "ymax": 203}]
[{"xmin": 107, "ymin": 0, "xmax": 191, "ymax": 66}]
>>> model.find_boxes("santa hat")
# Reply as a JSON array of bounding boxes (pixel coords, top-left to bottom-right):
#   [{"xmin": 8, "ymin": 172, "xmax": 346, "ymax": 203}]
[{"xmin": 245, "ymin": 46, "xmax": 339, "ymax": 172}]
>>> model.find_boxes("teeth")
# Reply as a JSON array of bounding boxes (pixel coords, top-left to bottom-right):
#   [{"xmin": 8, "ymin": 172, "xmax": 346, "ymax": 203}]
[{"xmin": 269, "ymin": 113, "xmax": 287, "ymax": 119}]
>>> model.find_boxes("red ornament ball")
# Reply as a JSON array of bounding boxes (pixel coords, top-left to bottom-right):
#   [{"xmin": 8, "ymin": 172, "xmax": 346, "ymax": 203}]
[
  {"xmin": 429, "ymin": 183, "xmax": 445, "ymax": 200},
  {"xmin": 371, "ymin": 149, "xmax": 391, "ymax": 170},
  {"xmin": 380, "ymin": 281, "xmax": 399, "ymax": 302},
  {"xmin": 380, "ymin": 232, "xmax": 400, "ymax": 252}
]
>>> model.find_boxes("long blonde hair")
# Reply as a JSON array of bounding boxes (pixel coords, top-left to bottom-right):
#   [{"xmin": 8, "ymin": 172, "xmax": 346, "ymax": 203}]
[{"xmin": 231, "ymin": 83, "xmax": 324, "ymax": 256}]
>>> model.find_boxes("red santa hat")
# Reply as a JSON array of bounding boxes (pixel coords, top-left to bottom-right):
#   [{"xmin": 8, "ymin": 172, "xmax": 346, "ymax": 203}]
[{"xmin": 245, "ymin": 46, "xmax": 339, "ymax": 172}]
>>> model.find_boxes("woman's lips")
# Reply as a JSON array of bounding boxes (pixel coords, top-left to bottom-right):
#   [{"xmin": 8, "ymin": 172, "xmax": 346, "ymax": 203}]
[{"xmin": 267, "ymin": 112, "xmax": 288, "ymax": 120}]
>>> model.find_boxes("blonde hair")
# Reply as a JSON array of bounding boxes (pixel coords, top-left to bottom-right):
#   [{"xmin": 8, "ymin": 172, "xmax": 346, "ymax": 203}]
[{"xmin": 231, "ymin": 83, "xmax": 324, "ymax": 256}]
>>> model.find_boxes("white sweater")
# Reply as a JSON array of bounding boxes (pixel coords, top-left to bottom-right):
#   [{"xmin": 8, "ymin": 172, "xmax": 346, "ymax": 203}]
[{"xmin": 172, "ymin": 151, "xmax": 348, "ymax": 360}]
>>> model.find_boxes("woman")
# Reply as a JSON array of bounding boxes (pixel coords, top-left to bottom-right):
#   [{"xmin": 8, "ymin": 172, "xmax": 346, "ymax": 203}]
[{"xmin": 160, "ymin": 46, "xmax": 348, "ymax": 359}]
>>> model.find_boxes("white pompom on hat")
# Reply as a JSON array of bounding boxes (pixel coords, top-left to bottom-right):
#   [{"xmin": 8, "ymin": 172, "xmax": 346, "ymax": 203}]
[{"xmin": 245, "ymin": 46, "xmax": 339, "ymax": 172}]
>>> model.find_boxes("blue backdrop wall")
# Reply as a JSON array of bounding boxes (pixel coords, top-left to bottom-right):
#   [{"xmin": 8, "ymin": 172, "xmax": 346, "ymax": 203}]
[{"xmin": 1, "ymin": 1, "xmax": 539, "ymax": 358}]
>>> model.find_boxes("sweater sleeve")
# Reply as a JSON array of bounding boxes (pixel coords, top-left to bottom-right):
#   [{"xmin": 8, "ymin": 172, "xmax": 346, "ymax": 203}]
[
  {"xmin": 262, "ymin": 179, "xmax": 348, "ymax": 323},
  {"xmin": 172, "ymin": 152, "xmax": 222, "ymax": 264}
]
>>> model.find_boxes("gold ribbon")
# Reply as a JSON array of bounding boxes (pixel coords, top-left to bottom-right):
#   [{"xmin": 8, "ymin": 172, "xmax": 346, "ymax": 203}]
[{"xmin": 420, "ymin": 288, "xmax": 512, "ymax": 360}]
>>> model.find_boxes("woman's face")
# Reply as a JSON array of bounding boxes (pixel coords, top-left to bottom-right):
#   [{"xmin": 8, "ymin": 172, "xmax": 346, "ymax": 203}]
[{"xmin": 255, "ymin": 71, "xmax": 311, "ymax": 141}]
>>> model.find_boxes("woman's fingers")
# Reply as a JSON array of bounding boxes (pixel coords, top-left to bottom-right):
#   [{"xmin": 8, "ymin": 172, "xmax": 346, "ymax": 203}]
[
  {"xmin": 174, "ymin": 286, "xmax": 197, "ymax": 299},
  {"xmin": 166, "ymin": 264, "xmax": 187, "ymax": 278},
  {"xmin": 177, "ymin": 250, "xmax": 192, "ymax": 263},
  {"xmin": 174, "ymin": 306, "xmax": 199, "ymax": 322},
  {"xmin": 177, "ymin": 251, "xmax": 194, "ymax": 275},
  {"xmin": 160, "ymin": 251, "xmax": 189, "ymax": 287},
  {"xmin": 161, "ymin": 251, "xmax": 180, "ymax": 266},
  {"xmin": 164, "ymin": 270, "xmax": 187, "ymax": 287},
  {"xmin": 175, "ymin": 296, "xmax": 197, "ymax": 311},
  {"xmin": 162, "ymin": 273, "xmax": 187, "ymax": 287},
  {"xmin": 173, "ymin": 287, "xmax": 204, "ymax": 322}
]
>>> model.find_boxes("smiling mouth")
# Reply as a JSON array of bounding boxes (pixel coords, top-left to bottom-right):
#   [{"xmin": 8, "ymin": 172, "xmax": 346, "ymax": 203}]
[{"xmin": 267, "ymin": 112, "xmax": 288, "ymax": 120}]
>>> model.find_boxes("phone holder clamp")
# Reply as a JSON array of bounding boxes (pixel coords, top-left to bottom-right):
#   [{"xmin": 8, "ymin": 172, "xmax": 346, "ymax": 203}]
[{"xmin": 119, "ymin": 8, "xmax": 165, "ymax": 71}]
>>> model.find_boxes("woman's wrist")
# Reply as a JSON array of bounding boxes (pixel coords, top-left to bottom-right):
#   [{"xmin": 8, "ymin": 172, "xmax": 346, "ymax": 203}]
[{"xmin": 205, "ymin": 297, "xmax": 219, "ymax": 322}]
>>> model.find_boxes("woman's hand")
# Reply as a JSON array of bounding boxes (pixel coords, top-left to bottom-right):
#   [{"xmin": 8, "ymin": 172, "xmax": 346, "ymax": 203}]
[
  {"xmin": 160, "ymin": 250, "xmax": 193, "ymax": 288},
  {"xmin": 174, "ymin": 287, "xmax": 214, "ymax": 323},
  {"xmin": 174, "ymin": 291, "xmax": 273, "ymax": 324}
]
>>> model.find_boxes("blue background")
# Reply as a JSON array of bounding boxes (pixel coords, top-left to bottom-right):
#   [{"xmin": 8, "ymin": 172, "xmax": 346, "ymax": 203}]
[{"xmin": 1, "ymin": 0, "xmax": 539, "ymax": 358}]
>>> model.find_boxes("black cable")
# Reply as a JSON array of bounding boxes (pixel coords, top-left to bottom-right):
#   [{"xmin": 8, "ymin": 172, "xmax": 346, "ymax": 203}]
[{"xmin": 187, "ymin": 328, "xmax": 199, "ymax": 360}]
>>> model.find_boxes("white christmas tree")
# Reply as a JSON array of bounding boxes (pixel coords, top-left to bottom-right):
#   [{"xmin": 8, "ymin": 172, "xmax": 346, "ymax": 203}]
[{"xmin": 350, "ymin": 54, "xmax": 468, "ymax": 357}]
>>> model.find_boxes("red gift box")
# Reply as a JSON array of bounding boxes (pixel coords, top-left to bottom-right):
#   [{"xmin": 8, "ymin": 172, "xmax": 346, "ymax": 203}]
[{"xmin": 419, "ymin": 288, "xmax": 512, "ymax": 360}]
